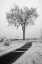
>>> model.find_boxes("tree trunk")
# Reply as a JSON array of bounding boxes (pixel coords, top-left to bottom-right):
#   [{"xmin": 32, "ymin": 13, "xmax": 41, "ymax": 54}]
[{"xmin": 22, "ymin": 23, "xmax": 25, "ymax": 40}]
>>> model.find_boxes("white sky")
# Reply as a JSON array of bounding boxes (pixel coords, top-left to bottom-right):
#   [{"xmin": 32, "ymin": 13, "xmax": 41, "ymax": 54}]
[{"xmin": 0, "ymin": 0, "xmax": 42, "ymax": 39}]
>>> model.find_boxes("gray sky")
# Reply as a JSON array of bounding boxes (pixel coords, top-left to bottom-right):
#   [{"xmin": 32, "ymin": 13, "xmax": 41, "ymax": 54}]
[{"xmin": 0, "ymin": 0, "xmax": 42, "ymax": 39}]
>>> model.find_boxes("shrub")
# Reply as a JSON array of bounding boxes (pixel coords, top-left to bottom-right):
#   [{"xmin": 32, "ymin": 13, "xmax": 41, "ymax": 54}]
[
  {"xmin": 0, "ymin": 38, "xmax": 3, "ymax": 42},
  {"xmin": 4, "ymin": 39, "xmax": 11, "ymax": 46}
]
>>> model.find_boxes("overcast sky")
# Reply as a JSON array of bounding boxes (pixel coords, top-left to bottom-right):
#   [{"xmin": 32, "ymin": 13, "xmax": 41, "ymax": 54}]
[{"xmin": 0, "ymin": 0, "xmax": 42, "ymax": 39}]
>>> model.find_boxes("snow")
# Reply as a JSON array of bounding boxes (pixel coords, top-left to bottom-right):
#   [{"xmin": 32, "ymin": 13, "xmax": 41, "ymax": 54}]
[
  {"xmin": 0, "ymin": 39, "xmax": 42, "ymax": 64},
  {"xmin": 13, "ymin": 41, "xmax": 42, "ymax": 64},
  {"xmin": 0, "ymin": 40, "xmax": 28, "ymax": 56}
]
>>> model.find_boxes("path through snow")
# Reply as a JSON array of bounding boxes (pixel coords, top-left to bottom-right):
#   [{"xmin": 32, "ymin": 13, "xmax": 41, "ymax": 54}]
[{"xmin": 13, "ymin": 41, "xmax": 42, "ymax": 64}]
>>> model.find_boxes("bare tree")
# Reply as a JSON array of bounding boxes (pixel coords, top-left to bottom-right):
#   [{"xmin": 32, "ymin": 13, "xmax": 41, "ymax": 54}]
[
  {"xmin": 6, "ymin": 4, "xmax": 39, "ymax": 40},
  {"xmin": 40, "ymin": 29, "xmax": 42, "ymax": 40}
]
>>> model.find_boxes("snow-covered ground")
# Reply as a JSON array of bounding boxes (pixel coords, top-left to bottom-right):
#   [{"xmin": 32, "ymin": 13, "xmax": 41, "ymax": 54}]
[
  {"xmin": 13, "ymin": 40, "xmax": 42, "ymax": 64},
  {"xmin": 0, "ymin": 40, "xmax": 28, "ymax": 56},
  {"xmin": 0, "ymin": 39, "xmax": 42, "ymax": 64}
]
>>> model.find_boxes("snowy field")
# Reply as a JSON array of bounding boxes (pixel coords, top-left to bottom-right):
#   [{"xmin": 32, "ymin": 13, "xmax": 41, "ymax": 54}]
[
  {"xmin": 0, "ymin": 39, "xmax": 29, "ymax": 56},
  {"xmin": 0, "ymin": 38, "xmax": 42, "ymax": 64},
  {"xmin": 13, "ymin": 40, "xmax": 42, "ymax": 64}
]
